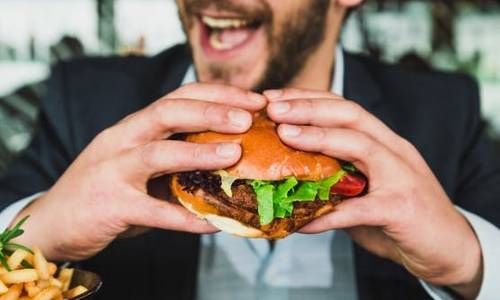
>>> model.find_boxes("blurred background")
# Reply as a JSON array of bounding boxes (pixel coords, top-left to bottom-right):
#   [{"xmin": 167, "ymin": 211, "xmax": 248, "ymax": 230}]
[{"xmin": 0, "ymin": 0, "xmax": 499, "ymax": 171}]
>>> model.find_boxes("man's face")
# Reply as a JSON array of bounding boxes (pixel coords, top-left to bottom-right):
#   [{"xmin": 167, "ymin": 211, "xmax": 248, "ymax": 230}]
[{"xmin": 177, "ymin": 0, "xmax": 331, "ymax": 92}]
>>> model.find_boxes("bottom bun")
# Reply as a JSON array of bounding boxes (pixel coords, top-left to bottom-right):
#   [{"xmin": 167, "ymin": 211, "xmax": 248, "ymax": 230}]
[{"xmin": 177, "ymin": 196, "xmax": 266, "ymax": 238}]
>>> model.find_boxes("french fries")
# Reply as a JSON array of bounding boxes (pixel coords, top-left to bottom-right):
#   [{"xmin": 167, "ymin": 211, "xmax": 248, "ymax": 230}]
[
  {"xmin": 64, "ymin": 286, "xmax": 88, "ymax": 299},
  {"xmin": 0, "ymin": 248, "xmax": 88, "ymax": 300},
  {"xmin": 33, "ymin": 286, "xmax": 61, "ymax": 300},
  {"xmin": 0, "ymin": 283, "xmax": 22, "ymax": 300},
  {"xmin": 6, "ymin": 250, "xmax": 28, "ymax": 271},
  {"xmin": 0, "ymin": 280, "xmax": 8, "ymax": 294},
  {"xmin": 1, "ymin": 270, "xmax": 39, "ymax": 284},
  {"xmin": 33, "ymin": 248, "xmax": 49, "ymax": 281},
  {"xmin": 55, "ymin": 270, "xmax": 73, "ymax": 294}
]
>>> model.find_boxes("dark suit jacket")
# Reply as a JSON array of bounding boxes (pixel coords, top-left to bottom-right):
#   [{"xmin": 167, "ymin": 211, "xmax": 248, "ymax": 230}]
[{"xmin": 1, "ymin": 44, "xmax": 499, "ymax": 300}]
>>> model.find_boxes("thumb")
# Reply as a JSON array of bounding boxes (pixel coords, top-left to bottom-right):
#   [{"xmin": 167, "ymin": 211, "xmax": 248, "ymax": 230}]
[
  {"xmin": 300, "ymin": 196, "xmax": 387, "ymax": 232},
  {"xmin": 122, "ymin": 192, "xmax": 218, "ymax": 234}
]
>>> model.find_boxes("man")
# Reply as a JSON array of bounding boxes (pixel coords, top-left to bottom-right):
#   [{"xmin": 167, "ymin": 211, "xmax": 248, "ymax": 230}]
[{"xmin": 0, "ymin": 0, "xmax": 498, "ymax": 299}]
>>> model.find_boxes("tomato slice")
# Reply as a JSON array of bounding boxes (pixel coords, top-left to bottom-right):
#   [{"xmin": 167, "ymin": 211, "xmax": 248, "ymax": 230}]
[{"xmin": 330, "ymin": 174, "xmax": 367, "ymax": 197}]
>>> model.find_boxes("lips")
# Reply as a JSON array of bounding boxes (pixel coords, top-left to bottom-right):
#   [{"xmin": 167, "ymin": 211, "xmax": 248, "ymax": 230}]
[{"xmin": 199, "ymin": 14, "xmax": 262, "ymax": 56}]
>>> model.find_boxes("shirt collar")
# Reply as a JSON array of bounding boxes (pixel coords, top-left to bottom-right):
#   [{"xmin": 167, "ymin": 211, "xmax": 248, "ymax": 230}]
[{"xmin": 181, "ymin": 46, "xmax": 345, "ymax": 96}]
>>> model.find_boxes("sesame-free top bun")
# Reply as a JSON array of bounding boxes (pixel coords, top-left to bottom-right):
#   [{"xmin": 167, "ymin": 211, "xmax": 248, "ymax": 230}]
[{"xmin": 186, "ymin": 113, "xmax": 341, "ymax": 181}]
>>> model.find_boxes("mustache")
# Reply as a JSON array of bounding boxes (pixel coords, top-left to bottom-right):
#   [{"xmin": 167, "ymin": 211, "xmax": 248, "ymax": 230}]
[{"xmin": 183, "ymin": 0, "xmax": 272, "ymax": 23}]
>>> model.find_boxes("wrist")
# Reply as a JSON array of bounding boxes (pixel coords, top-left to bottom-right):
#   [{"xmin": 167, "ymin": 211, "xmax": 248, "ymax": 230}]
[
  {"xmin": 10, "ymin": 195, "xmax": 60, "ymax": 261},
  {"xmin": 448, "ymin": 222, "xmax": 483, "ymax": 299}
]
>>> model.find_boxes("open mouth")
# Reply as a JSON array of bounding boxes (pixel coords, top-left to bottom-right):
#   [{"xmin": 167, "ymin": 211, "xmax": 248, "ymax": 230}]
[{"xmin": 199, "ymin": 14, "xmax": 263, "ymax": 55}]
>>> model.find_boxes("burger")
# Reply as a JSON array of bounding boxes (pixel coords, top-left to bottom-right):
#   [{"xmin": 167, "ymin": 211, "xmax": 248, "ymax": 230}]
[{"xmin": 171, "ymin": 113, "xmax": 367, "ymax": 239}]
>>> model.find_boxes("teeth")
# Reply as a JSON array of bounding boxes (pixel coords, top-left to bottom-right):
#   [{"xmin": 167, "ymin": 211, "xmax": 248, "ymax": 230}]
[
  {"xmin": 201, "ymin": 15, "xmax": 250, "ymax": 29},
  {"xmin": 209, "ymin": 33, "xmax": 233, "ymax": 50}
]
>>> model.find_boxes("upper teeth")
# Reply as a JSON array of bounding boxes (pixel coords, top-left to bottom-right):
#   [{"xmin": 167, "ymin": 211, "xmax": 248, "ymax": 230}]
[{"xmin": 202, "ymin": 15, "xmax": 250, "ymax": 29}]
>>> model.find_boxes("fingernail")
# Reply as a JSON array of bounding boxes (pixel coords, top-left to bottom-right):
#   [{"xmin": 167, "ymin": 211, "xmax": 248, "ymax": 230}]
[
  {"xmin": 216, "ymin": 143, "xmax": 239, "ymax": 158},
  {"xmin": 247, "ymin": 92, "xmax": 266, "ymax": 104},
  {"xmin": 264, "ymin": 89, "xmax": 283, "ymax": 100},
  {"xmin": 269, "ymin": 102, "xmax": 290, "ymax": 115},
  {"xmin": 228, "ymin": 109, "xmax": 250, "ymax": 128},
  {"xmin": 280, "ymin": 125, "xmax": 301, "ymax": 137}
]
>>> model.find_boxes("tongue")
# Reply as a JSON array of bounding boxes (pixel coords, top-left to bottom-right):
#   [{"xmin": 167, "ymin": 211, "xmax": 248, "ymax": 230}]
[{"xmin": 212, "ymin": 28, "xmax": 251, "ymax": 50}]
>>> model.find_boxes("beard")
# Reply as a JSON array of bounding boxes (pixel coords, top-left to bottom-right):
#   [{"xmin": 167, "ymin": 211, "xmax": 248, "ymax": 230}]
[{"xmin": 178, "ymin": 0, "xmax": 330, "ymax": 92}]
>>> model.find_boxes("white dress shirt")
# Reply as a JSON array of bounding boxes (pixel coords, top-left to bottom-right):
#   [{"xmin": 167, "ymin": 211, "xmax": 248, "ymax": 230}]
[{"xmin": 1, "ymin": 47, "xmax": 499, "ymax": 299}]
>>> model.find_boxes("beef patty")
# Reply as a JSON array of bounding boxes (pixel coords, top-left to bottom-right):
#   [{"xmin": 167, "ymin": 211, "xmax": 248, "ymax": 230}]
[{"xmin": 176, "ymin": 171, "xmax": 343, "ymax": 235}]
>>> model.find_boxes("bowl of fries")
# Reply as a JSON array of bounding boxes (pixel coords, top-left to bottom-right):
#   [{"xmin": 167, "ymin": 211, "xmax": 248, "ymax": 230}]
[{"xmin": 0, "ymin": 217, "xmax": 102, "ymax": 300}]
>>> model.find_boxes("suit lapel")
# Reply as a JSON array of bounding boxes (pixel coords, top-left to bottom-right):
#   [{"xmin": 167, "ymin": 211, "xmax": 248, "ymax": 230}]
[
  {"xmin": 343, "ymin": 52, "xmax": 399, "ymax": 145},
  {"xmin": 343, "ymin": 52, "xmax": 382, "ymax": 112},
  {"xmin": 159, "ymin": 45, "xmax": 192, "ymax": 97}
]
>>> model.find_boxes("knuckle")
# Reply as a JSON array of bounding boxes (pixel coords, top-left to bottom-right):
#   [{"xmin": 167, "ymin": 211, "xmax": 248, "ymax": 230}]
[
  {"xmin": 346, "ymin": 101, "xmax": 365, "ymax": 125},
  {"xmin": 204, "ymin": 103, "xmax": 226, "ymax": 125},
  {"xmin": 139, "ymin": 142, "xmax": 161, "ymax": 170},
  {"xmin": 151, "ymin": 98, "xmax": 172, "ymax": 118},
  {"xmin": 149, "ymin": 99, "xmax": 178, "ymax": 131},
  {"xmin": 316, "ymin": 128, "xmax": 331, "ymax": 149},
  {"xmin": 399, "ymin": 137, "xmax": 418, "ymax": 155},
  {"xmin": 95, "ymin": 127, "xmax": 113, "ymax": 142},
  {"xmin": 148, "ymin": 100, "xmax": 167, "ymax": 125},
  {"xmin": 356, "ymin": 133, "xmax": 377, "ymax": 158},
  {"xmin": 90, "ymin": 128, "xmax": 115, "ymax": 152},
  {"xmin": 296, "ymin": 99, "xmax": 316, "ymax": 123},
  {"xmin": 223, "ymin": 84, "xmax": 243, "ymax": 94},
  {"xmin": 280, "ymin": 88, "xmax": 295, "ymax": 97},
  {"xmin": 167, "ymin": 82, "xmax": 196, "ymax": 98},
  {"xmin": 190, "ymin": 144, "xmax": 206, "ymax": 161},
  {"xmin": 304, "ymin": 98, "xmax": 315, "ymax": 112},
  {"xmin": 116, "ymin": 111, "xmax": 137, "ymax": 125}
]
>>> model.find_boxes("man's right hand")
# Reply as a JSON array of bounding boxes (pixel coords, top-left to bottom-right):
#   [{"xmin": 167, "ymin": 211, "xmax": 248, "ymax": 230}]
[{"xmin": 11, "ymin": 83, "xmax": 266, "ymax": 261}]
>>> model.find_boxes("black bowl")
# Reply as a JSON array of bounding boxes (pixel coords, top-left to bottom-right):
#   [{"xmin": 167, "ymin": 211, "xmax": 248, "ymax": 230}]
[{"xmin": 68, "ymin": 269, "xmax": 102, "ymax": 299}]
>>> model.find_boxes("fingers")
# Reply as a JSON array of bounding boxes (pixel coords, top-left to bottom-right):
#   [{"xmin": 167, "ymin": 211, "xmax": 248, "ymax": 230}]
[
  {"xmin": 266, "ymin": 89, "xmax": 426, "ymax": 171},
  {"xmin": 300, "ymin": 196, "xmax": 387, "ymax": 232},
  {"xmin": 264, "ymin": 88, "xmax": 342, "ymax": 102},
  {"xmin": 276, "ymin": 124, "xmax": 401, "ymax": 176},
  {"xmin": 118, "ymin": 140, "xmax": 241, "ymax": 179},
  {"xmin": 268, "ymin": 98, "xmax": 394, "ymax": 143},
  {"xmin": 124, "ymin": 194, "xmax": 218, "ymax": 233},
  {"xmin": 108, "ymin": 99, "xmax": 253, "ymax": 147},
  {"xmin": 167, "ymin": 83, "xmax": 267, "ymax": 111}
]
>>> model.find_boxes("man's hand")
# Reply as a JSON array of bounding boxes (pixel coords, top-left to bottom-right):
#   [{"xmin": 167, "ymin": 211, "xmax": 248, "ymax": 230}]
[
  {"xmin": 13, "ymin": 83, "xmax": 266, "ymax": 262},
  {"xmin": 265, "ymin": 88, "xmax": 482, "ymax": 299}
]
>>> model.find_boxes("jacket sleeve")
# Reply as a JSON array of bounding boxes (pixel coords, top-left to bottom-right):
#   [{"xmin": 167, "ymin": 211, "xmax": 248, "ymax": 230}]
[
  {"xmin": 0, "ymin": 63, "xmax": 74, "ymax": 210},
  {"xmin": 453, "ymin": 78, "xmax": 500, "ymax": 227}
]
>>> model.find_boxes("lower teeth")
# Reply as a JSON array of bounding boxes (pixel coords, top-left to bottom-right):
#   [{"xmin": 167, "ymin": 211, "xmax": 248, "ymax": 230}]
[{"xmin": 209, "ymin": 31, "xmax": 233, "ymax": 50}]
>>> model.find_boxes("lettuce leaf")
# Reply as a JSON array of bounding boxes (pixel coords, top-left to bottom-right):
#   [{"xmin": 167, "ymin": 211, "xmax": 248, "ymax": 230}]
[
  {"xmin": 318, "ymin": 170, "xmax": 346, "ymax": 200},
  {"xmin": 273, "ymin": 177, "xmax": 298, "ymax": 218},
  {"xmin": 287, "ymin": 182, "xmax": 319, "ymax": 202},
  {"xmin": 342, "ymin": 163, "xmax": 357, "ymax": 173},
  {"xmin": 249, "ymin": 170, "xmax": 346, "ymax": 225},
  {"xmin": 275, "ymin": 177, "xmax": 298, "ymax": 201},
  {"xmin": 250, "ymin": 181, "xmax": 275, "ymax": 225}
]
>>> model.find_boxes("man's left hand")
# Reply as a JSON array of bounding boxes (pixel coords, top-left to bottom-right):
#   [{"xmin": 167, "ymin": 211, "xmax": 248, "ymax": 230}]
[{"xmin": 265, "ymin": 88, "xmax": 483, "ymax": 299}]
